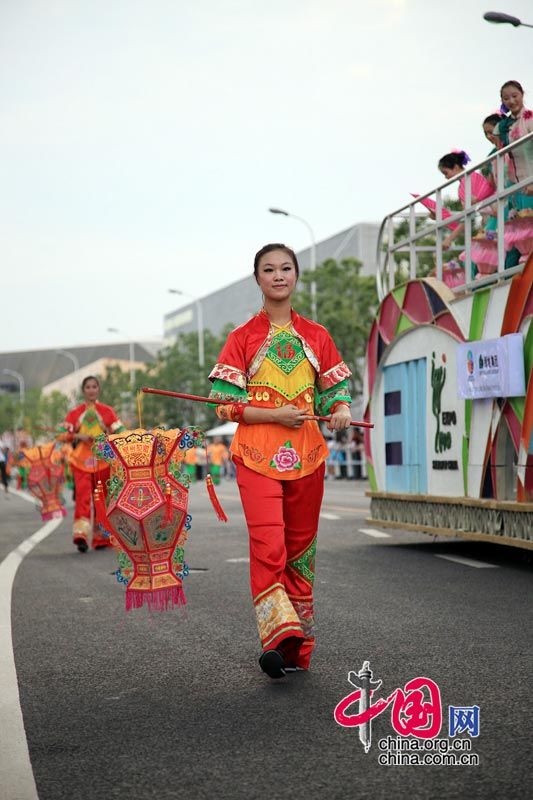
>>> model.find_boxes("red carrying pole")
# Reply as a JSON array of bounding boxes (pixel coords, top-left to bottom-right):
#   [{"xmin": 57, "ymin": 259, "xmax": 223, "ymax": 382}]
[{"xmin": 141, "ymin": 387, "xmax": 374, "ymax": 429}]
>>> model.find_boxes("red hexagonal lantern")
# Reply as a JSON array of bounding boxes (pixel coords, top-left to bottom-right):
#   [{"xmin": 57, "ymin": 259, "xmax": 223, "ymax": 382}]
[
  {"xmin": 93, "ymin": 427, "xmax": 200, "ymax": 611},
  {"xmin": 20, "ymin": 442, "xmax": 67, "ymax": 521}
]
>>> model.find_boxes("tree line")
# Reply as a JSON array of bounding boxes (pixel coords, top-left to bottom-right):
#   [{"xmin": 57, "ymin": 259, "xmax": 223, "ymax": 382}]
[{"xmin": 0, "ymin": 258, "xmax": 378, "ymax": 438}]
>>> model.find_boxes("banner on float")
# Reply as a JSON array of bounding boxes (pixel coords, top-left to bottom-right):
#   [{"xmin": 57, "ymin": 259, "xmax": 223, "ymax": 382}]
[{"xmin": 457, "ymin": 333, "xmax": 525, "ymax": 400}]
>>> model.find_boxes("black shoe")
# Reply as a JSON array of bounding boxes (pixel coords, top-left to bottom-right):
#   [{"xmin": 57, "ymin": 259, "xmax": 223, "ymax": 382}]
[
  {"xmin": 259, "ymin": 649, "xmax": 286, "ymax": 679},
  {"xmin": 283, "ymin": 665, "xmax": 305, "ymax": 673},
  {"xmin": 75, "ymin": 538, "xmax": 88, "ymax": 553}
]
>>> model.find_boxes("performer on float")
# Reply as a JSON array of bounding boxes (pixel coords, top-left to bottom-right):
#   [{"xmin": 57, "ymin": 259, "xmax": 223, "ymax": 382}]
[
  {"xmin": 438, "ymin": 150, "xmax": 497, "ymax": 278},
  {"xmin": 60, "ymin": 376, "xmax": 124, "ymax": 552},
  {"xmin": 208, "ymin": 243, "xmax": 352, "ymax": 679},
  {"xmin": 496, "ymin": 80, "xmax": 533, "ymax": 263}
]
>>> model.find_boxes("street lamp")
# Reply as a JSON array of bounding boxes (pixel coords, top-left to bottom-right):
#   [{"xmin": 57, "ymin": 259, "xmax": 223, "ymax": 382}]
[
  {"xmin": 107, "ymin": 327, "xmax": 135, "ymax": 393},
  {"xmin": 483, "ymin": 11, "xmax": 533, "ymax": 28},
  {"xmin": 168, "ymin": 289, "xmax": 205, "ymax": 368},
  {"xmin": 55, "ymin": 349, "xmax": 80, "ymax": 400},
  {"xmin": 268, "ymin": 207, "xmax": 317, "ymax": 320},
  {"xmin": 2, "ymin": 368, "xmax": 25, "ymax": 432},
  {"xmin": 55, "ymin": 349, "xmax": 80, "ymax": 373}
]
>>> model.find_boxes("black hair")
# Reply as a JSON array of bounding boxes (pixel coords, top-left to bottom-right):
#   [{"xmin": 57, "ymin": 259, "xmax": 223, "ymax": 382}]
[
  {"xmin": 500, "ymin": 80, "xmax": 524, "ymax": 97},
  {"xmin": 483, "ymin": 113, "xmax": 504, "ymax": 128},
  {"xmin": 253, "ymin": 243, "xmax": 300, "ymax": 279},
  {"xmin": 81, "ymin": 375, "xmax": 100, "ymax": 391},
  {"xmin": 438, "ymin": 151, "xmax": 469, "ymax": 170}
]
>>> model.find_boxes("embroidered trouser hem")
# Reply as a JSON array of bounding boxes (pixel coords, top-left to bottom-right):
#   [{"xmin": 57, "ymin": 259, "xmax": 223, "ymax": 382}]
[
  {"xmin": 236, "ymin": 460, "xmax": 325, "ymax": 668},
  {"xmin": 72, "ymin": 467, "xmax": 110, "ymax": 546}
]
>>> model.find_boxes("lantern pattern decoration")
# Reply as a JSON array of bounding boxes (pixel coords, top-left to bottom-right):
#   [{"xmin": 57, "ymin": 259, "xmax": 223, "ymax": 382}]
[
  {"xmin": 19, "ymin": 442, "xmax": 67, "ymax": 521},
  {"xmin": 93, "ymin": 427, "xmax": 205, "ymax": 611}
]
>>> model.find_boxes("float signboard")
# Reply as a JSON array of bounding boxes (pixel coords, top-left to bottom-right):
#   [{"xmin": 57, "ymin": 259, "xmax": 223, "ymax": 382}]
[{"xmin": 456, "ymin": 333, "xmax": 525, "ymax": 399}]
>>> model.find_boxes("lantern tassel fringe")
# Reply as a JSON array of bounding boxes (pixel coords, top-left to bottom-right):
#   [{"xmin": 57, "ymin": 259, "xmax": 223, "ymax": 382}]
[
  {"xmin": 42, "ymin": 508, "xmax": 67, "ymax": 521},
  {"xmin": 125, "ymin": 586, "xmax": 186, "ymax": 612}
]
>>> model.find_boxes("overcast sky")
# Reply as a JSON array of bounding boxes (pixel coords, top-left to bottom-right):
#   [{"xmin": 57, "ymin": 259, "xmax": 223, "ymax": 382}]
[{"xmin": 1, "ymin": 0, "xmax": 531, "ymax": 351}]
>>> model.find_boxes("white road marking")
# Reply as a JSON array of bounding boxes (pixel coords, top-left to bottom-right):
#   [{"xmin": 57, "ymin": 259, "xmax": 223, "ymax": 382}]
[
  {"xmin": 320, "ymin": 512, "xmax": 340, "ymax": 520},
  {"xmin": 435, "ymin": 554, "xmax": 498, "ymax": 569},
  {"xmin": 9, "ymin": 489, "xmax": 37, "ymax": 506},
  {"xmin": 0, "ymin": 516, "xmax": 62, "ymax": 800},
  {"xmin": 358, "ymin": 528, "xmax": 392, "ymax": 539},
  {"xmin": 226, "ymin": 557, "xmax": 250, "ymax": 563}
]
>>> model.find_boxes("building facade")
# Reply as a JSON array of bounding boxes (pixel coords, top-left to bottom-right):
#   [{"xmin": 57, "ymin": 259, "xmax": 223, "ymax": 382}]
[
  {"xmin": 0, "ymin": 341, "xmax": 162, "ymax": 395},
  {"xmin": 164, "ymin": 222, "xmax": 380, "ymax": 340}
]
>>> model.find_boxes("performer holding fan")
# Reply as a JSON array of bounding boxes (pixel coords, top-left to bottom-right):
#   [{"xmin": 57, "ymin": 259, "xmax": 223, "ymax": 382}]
[
  {"xmin": 208, "ymin": 243, "xmax": 353, "ymax": 679},
  {"xmin": 59, "ymin": 376, "xmax": 125, "ymax": 552}
]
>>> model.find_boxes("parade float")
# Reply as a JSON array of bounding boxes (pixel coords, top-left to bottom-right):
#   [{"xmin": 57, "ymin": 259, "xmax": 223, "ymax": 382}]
[{"xmin": 365, "ymin": 134, "xmax": 533, "ymax": 550}]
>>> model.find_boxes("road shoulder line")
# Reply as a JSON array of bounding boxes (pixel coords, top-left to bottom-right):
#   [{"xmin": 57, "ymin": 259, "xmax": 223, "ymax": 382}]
[{"xmin": 0, "ymin": 516, "xmax": 62, "ymax": 800}]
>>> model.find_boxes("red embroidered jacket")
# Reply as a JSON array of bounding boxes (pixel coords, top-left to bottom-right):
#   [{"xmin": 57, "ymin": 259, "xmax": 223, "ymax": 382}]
[
  {"xmin": 61, "ymin": 402, "xmax": 123, "ymax": 473},
  {"xmin": 208, "ymin": 309, "xmax": 351, "ymax": 479},
  {"xmin": 209, "ymin": 309, "xmax": 351, "ymax": 393}
]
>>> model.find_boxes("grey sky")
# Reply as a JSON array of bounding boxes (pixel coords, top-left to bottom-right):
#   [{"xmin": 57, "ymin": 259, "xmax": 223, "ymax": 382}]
[{"xmin": 1, "ymin": 0, "xmax": 531, "ymax": 351}]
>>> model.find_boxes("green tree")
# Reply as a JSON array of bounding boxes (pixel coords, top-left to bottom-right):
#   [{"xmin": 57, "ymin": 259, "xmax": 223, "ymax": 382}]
[
  {"xmin": 293, "ymin": 258, "xmax": 378, "ymax": 396},
  {"xmin": 0, "ymin": 388, "xmax": 69, "ymax": 441},
  {"xmin": 95, "ymin": 363, "xmax": 144, "ymax": 425},
  {"xmin": 22, "ymin": 389, "xmax": 45, "ymax": 437},
  {"xmin": 141, "ymin": 326, "xmax": 235, "ymax": 429},
  {"xmin": 40, "ymin": 391, "xmax": 69, "ymax": 431},
  {"xmin": 0, "ymin": 394, "xmax": 17, "ymax": 437}
]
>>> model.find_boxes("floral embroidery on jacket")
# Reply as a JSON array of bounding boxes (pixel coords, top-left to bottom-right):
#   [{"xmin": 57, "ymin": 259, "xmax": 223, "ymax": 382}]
[
  {"xmin": 270, "ymin": 441, "xmax": 302, "ymax": 471},
  {"xmin": 208, "ymin": 362, "xmax": 247, "ymax": 390}
]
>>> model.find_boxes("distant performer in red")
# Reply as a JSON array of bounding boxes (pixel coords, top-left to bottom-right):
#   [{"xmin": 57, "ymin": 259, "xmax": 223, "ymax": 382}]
[
  {"xmin": 60, "ymin": 376, "xmax": 124, "ymax": 552},
  {"xmin": 209, "ymin": 243, "xmax": 352, "ymax": 679}
]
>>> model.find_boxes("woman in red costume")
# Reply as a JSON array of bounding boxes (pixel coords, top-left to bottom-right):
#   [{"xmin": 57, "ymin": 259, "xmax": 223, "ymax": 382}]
[
  {"xmin": 61, "ymin": 376, "xmax": 124, "ymax": 552},
  {"xmin": 209, "ymin": 243, "xmax": 352, "ymax": 678}
]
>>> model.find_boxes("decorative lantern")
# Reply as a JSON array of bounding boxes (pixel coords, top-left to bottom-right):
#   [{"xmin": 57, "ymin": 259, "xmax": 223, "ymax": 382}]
[
  {"xmin": 20, "ymin": 442, "xmax": 67, "ymax": 521},
  {"xmin": 93, "ymin": 427, "xmax": 205, "ymax": 611}
]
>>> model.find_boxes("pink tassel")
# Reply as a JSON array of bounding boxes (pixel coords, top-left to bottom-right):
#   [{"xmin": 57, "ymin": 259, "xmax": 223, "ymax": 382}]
[
  {"xmin": 125, "ymin": 586, "xmax": 186, "ymax": 612},
  {"xmin": 206, "ymin": 473, "xmax": 228, "ymax": 522},
  {"xmin": 42, "ymin": 508, "xmax": 67, "ymax": 521}
]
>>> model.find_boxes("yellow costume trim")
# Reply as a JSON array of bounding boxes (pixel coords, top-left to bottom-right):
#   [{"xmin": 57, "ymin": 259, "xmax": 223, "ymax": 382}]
[{"xmin": 248, "ymin": 334, "xmax": 316, "ymax": 401}]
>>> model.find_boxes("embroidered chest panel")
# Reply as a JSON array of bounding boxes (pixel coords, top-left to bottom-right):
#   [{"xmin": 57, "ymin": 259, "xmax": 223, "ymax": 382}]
[
  {"xmin": 79, "ymin": 407, "xmax": 105, "ymax": 437},
  {"xmin": 249, "ymin": 330, "xmax": 315, "ymax": 401},
  {"xmin": 266, "ymin": 330, "xmax": 306, "ymax": 374}
]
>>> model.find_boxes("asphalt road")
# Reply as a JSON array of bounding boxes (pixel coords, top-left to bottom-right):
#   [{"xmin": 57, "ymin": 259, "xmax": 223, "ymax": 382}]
[{"xmin": 1, "ymin": 478, "xmax": 532, "ymax": 800}]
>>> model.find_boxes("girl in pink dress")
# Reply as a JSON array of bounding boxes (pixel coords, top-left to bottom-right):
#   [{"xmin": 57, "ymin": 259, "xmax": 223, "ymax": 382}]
[
  {"xmin": 438, "ymin": 150, "xmax": 496, "ymax": 277},
  {"xmin": 496, "ymin": 81, "xmax": 533, "ymax": 263}
]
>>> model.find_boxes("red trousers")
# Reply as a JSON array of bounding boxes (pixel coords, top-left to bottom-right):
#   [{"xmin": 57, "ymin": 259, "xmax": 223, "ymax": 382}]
[
  {"xmin": 235, "ymin": 460, "xmax": 325, "ymax": 669},
  {"xmin": 72, "ymin": 466, "xmax": 110, "ymax": 546}
]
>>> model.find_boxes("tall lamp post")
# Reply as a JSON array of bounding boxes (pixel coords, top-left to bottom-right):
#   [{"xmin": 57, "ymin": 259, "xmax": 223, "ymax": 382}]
[
  {"xmin": 55, "ymin": 349, "xmax": 80, "ymax": 399},
  {"xmin": 107, "ymin": 327, "xmax": 135, "ymax": 393},
  {"xmin": 268, "ymin": 207, "xmax": 317, "ymax": 320},
  {"xmin": 483, "ymin": 11, "xmax": 533, "ymax": 27},
  {"xmin": 2, "ymin": 368, "xmax": 25, "ymax": 438},
  {"xmin": 168, "ymin": 289, "xmax": 205, "ymax": 368},
  {"xmin": 55, "ymin": 349, "xmax": 80, "ymax": 374}
]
